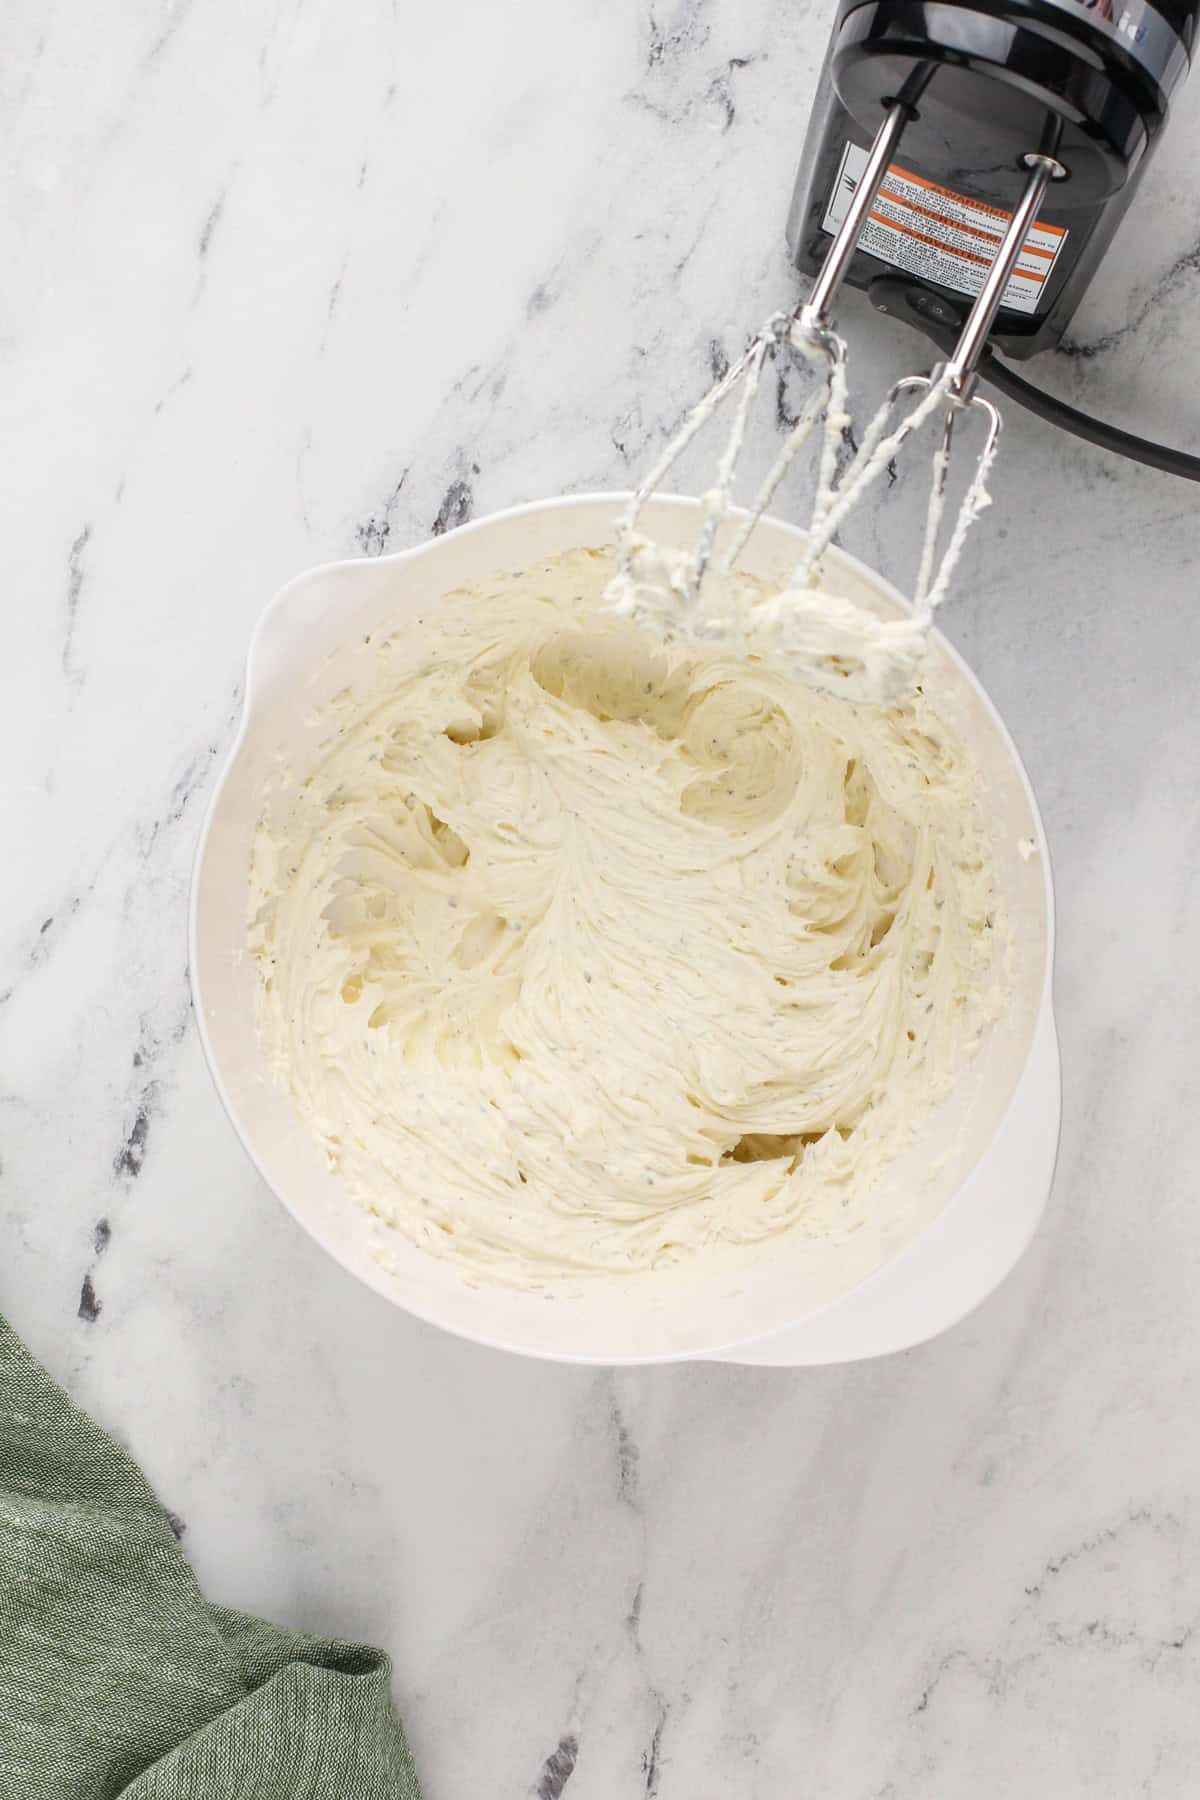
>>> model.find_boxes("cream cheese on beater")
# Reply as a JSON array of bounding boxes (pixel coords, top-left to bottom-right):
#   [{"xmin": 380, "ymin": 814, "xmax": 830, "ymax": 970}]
[
  {"xmin": 249, "ymin": 548, "xmax": 1000, "ymax": 1289},
  {"xmin": 605, "ymin": 318, "xmax": 997, "ymax": 707}
]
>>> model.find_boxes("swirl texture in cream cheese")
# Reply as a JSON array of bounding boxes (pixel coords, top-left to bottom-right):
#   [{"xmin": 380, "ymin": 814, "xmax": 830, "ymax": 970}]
[{"xmin": 249, "ymin": 549, "xmax": 1000, "ymax": 1288}]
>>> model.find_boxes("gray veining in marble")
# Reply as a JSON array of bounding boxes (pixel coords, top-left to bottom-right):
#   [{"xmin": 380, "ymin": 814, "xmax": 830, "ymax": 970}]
[{"xmin": 5, "ymin": 0, "xmax": 1200, "ymax": 1793}]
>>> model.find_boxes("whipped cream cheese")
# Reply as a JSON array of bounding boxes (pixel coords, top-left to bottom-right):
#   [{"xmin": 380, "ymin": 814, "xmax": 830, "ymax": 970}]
[
  {"xmin": 249, "ymin": 548, "xmax": 1000, "ymax": 1289},
  {"xmin": 606, "ymin": 351, "xmax": 997, "ymax": 708}
]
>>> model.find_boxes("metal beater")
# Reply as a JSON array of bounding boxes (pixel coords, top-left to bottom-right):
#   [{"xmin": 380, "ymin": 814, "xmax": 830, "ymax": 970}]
[{"xmin": 613, "ymin": 98, "xmax": 1067, "ymax": 678}]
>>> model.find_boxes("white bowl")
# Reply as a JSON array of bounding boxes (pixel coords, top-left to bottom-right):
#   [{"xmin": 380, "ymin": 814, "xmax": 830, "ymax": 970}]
[{"xmin": 189, "ymin": 495, "xmax": 1059, "ymax": 1366}]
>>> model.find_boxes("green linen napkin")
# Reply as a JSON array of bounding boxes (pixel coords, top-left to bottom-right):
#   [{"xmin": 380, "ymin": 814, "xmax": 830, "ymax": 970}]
[{"xmin": 0, "ymin": 1315, "xmax": 421, "ymax": 1799}]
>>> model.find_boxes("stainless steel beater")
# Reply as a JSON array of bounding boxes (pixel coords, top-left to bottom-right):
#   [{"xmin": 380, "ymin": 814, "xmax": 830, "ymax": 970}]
[
  {"xmin": 796, "ymin": 132, "xmax": 1067, "ymax": 612},
  {"xmin": 617, "ymin": 100, "xmax": 1067, "ymax": 626}
]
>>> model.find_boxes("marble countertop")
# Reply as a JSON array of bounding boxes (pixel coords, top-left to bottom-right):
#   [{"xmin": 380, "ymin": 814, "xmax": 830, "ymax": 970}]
[{"xmin": 7, "ymin": 0, "xmax": 1200, "ymax": 1793}]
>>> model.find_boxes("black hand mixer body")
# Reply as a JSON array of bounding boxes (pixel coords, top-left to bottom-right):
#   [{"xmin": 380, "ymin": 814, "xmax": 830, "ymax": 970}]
[{"xmin": 788, "ymin": 0, "xmax": 1197, "ymax": 359}]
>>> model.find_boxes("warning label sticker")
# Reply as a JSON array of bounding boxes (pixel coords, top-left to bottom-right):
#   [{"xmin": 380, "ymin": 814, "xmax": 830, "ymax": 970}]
[{"xmin": 823, "ymin": 141, "xmax": 1068, "ymax": 317}]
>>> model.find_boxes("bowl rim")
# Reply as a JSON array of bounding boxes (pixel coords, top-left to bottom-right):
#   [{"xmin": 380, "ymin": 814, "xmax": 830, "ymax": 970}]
[{"xmin": 189, "ymin": 491, "xmax": 1057, "ymax": 1363}]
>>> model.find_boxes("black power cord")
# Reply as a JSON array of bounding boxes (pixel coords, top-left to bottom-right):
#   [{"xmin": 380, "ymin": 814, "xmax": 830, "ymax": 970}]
[
  {"xmin": 865, "ymin": 275, "xmax": 1200, "ymax": 483},
  {"xmin": 977, "ymin": 346, "xmax": 1200, "ymax": 483}
]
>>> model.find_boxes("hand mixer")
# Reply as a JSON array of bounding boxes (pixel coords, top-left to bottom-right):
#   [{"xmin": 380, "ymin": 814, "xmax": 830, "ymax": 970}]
[{"xmin": 610, "ymin": 0, "xmax": 1200, "ymax": 695}]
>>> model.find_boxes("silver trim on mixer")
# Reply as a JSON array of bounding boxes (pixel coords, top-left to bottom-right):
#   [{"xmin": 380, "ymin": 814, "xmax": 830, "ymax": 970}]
[{"xmin": 1036, "ymin": 0, "xmax": 1190, "ymax": 96}]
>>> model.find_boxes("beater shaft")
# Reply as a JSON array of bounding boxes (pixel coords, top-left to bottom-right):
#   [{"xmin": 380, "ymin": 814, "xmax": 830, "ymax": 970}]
[
  {"xmin": 801, "ymin": 101, "xmax": 910, "ymax": 332},
  {"xmin": 937, "ymin": 153, "xmax": 1066, "ymax": 400}
]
